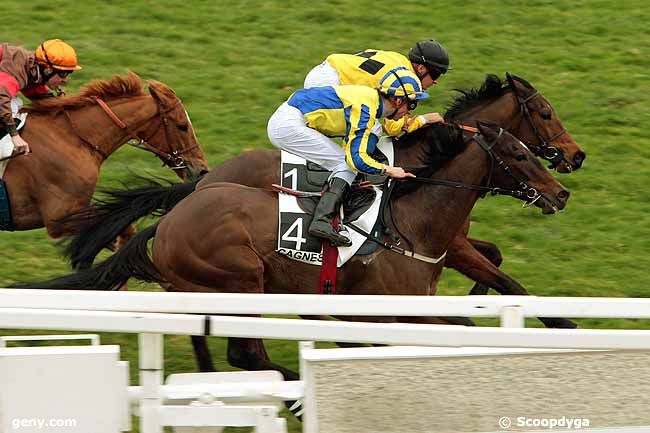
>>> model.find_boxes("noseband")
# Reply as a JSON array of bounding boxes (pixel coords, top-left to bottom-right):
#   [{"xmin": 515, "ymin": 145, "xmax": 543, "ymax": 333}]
[{"xmin": 94, "ymin": 97, "xmax": 198, "ymax": 170}]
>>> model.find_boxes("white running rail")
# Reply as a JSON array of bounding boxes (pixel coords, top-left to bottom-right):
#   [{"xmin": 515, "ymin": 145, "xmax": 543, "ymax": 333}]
[{"xmin": 1, "ymin": 289, "xmax": 649, "ymax": 433}]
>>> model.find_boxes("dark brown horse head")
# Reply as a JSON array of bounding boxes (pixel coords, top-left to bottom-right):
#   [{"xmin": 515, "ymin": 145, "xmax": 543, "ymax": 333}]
[
  {"xmin": 505, "ymin": 73, "xmax": 585, "ymax": 173},
  {"xmin": 147, "ymin": 80, "xmax": 209, "ymax": 179},
  {"xmin": 475, "ymin": 121, "xmax": 569, "ymax": 214},
  {"xmin": 445, "ymin": 74, "xmax": 585, "ymax": 174}
]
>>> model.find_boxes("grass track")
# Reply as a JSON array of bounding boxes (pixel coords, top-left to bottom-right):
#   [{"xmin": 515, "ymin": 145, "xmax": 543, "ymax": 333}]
[{"xmin": 1, "ymin": 1, "xmax": 649, "ymax": 431}]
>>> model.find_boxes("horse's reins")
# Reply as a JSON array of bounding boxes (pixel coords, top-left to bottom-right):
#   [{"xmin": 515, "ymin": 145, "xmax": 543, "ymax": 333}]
[
  {"xmin": 407, "ymin": 128, "xmax": 540, "ymax": 200},
  {"xmin": 347, "ymin": 101, "xmax": 564, "ymax": 264},
  {"xmin": 64, "ymin": 109, "xmax": 110, "ymax": 159},
  {"xmin": 94, "ymin": 97, "xmax": 198, "ymax": 169},
  {"xmin": 0, "ymin": 151, "xmax": 29, "ymax": 163},
  {"xmin": 349, "ymin": 124, "xmax": 540, "ymax": 265}
]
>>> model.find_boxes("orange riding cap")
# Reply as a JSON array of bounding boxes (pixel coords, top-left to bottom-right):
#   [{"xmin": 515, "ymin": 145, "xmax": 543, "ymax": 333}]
[{"xmin": 35, "ymin": 39, "xmax": 82, "ymax": 71}]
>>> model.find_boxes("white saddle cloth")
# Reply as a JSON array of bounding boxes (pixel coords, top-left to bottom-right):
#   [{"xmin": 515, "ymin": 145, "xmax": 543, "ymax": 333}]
[
  {"xmin": 276, "ymin": 136, "xmax": 394, "ymax": 267},
  {"xmin": 0, "ymin": 112, "xmax": 27, "ymax": 179}
]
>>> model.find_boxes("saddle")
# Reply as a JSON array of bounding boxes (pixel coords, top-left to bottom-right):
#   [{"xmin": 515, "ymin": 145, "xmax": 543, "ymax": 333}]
[
  {"xmin": 288, "ymin": 146, "xmax": 389, "ymax": 223},
  {"xmin": 276, "ymin": 140, "xmax": 395, "ymax": 267}
]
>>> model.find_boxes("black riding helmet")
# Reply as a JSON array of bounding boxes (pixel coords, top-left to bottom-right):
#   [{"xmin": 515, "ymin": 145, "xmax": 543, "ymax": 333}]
[{"xmin": 408, "ymin": 39, "xmax": 451, "ymax": 80}]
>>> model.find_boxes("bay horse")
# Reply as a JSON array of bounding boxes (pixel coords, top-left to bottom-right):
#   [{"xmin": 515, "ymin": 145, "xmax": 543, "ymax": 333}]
[
  {"xmin": 14, "ymin": 121, "xmax": 569, "ymax": 380},
  {"xmin": 1, "ymin": 72, "xmax": 208, "ymax": 242},
  {"xmin": 59, "ymin": 74, "xmax": 583, "ymax": 324}
]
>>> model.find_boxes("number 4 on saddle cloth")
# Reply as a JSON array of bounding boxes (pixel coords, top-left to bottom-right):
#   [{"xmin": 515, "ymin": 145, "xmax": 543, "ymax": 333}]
[
  {"xmin": 0, "ymin": 113, "xmax": 28, "ymax": 231},
  {"xmin": 275, "ymin": 137, "xmax": 395, "ymax": 268}
]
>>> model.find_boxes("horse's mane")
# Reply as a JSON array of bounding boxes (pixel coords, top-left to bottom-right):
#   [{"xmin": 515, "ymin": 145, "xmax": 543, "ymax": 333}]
[
  {"xmin": 395, "ymin": 73, "xmax": 535, "ymax": 182},
  {"xmin": 392, "ymin": 123, "xmax": 468, "ymax": 197},
  {"xmin": 444, "ymin": 74, "xmax": 511, "ymax": 121},
  {"xmin": 23, "ymin": 72, "xmax": 146, "ymax": 114}
]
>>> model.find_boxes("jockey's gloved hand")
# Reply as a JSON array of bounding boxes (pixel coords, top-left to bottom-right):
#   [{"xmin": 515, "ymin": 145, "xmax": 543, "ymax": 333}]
[
  {"xmin": 384, "ymin": 166, "xmax": 415, "ymax": 179},
  {"xmin": 11, "ymin": 135, "xmax": 30, "ymax": 155},
  {"xmin": 418, "ymin": 112, "xmax": 444, "ymax": 125}
]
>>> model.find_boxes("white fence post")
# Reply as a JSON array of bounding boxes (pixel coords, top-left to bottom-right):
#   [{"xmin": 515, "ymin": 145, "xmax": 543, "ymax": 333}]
[
  {"xmin": 139, "ymin": 333, "xmax": 163, "ymax": 433},
  {"xmin": 299, "ymin": 341, "xmax": 314, "ymax": 379},
  {"xmin": 300, "ymin": 341, "xmax": 317, "ymax": 433},
  {"xmin": 500, "ymin": 306, "xmax": 525, "ymax": 328}
]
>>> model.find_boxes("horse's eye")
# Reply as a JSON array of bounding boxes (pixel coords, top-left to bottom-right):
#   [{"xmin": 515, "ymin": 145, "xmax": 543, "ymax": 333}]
[
  {"xmin": 540, "ymin": 109, "xmax": 552, "ymax": 120},
  {"xmin": 178, "ymin": 123, "xmax": 189, "ymax": 132},
  {"xmin": 516, "ymin": 154, "xmax": 527, "ymax": 161}
]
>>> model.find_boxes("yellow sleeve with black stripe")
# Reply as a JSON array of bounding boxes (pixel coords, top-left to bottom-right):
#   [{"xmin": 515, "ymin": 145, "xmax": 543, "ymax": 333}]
[
  {"xmin": 343, "ymin": 103, "xmax": 388, "ymax": 175},
  {"xmin": 382, "ymin": 115, "xmax": 428, "ymax": 137}
]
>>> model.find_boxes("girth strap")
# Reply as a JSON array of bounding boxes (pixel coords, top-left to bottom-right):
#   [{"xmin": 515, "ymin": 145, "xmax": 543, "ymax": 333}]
[{"xmin": 346, "ymin": 221, "xmax": 447, "ymax": 265}]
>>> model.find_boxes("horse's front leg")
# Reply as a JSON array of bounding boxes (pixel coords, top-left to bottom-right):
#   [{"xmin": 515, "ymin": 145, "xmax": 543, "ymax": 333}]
[
  {"xmin": 227, "ymin": 336, "xmax": 299, "ymax": 381},
  {"xmin": 465, "ymin": 237, "xmax": 504, "ymax": 295},
  {"xmin": 445, "ymin": 234, "xmax": 577, "ymax": 329},
  {"xmin": 191, "ymin": 335, "xmax": 217, "ymax": 372},
  {"xmin": 227, "ymin": 336, "xmax": 302, "ymax": 418},
  {"xmin": 446, "ymin": 233, "xmax": 521, "ymax": 296}
]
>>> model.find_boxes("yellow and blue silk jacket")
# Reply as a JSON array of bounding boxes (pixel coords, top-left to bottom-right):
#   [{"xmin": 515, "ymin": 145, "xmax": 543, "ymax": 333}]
[
  {"xmin": 326, "ymin": 49, "xmax": 427, "ymax": 136},
  {"xmin": 287, "ymin": 85, "xmax": 388, "ymax": 175}
]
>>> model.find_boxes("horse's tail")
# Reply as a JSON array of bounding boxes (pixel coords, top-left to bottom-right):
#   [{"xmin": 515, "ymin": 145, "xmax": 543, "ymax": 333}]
[
  {"xmin": 12, "ymin": 223, "xmax": 162, "ymax": 290},
  {"xmin": 60, "ymin": 176, "xmax": 199, "ymax": 270}
]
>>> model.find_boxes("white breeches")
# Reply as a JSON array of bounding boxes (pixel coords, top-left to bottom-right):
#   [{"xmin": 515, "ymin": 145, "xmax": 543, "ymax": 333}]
[
  {"xmin": 303, "ymin": 61, "xmax": 341, "ymax": 88},
  {"xmin": 267, "ymin": 102, "xmax": 357, "ymax": 185}
]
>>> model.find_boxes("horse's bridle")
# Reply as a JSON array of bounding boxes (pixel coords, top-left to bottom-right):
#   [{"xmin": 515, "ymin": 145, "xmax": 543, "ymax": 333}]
[
  {"xmin": 405, "ymin": 126, "xmax": 540, "ymax": 202},
  {"xmin": 510, "ymin": 83, "xmax": 569, "ymax": 170},
  {"xmin": 94, "ymin": 97, "xmax": 199, "ymax": 170},
  {"xmin": 472, "ymin": 128, "xmax": 540, "ymax": 203},
  {"xmin": 374, "ymin": 126, "xmax": 542, "ymax": 261}
]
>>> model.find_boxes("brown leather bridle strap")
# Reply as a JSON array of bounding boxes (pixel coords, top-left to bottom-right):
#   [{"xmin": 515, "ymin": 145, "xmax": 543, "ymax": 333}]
[
  {"xmin": 94, "ymin": 97, "xmax": 152, "ymax": 146},
  {"xmin": 95, "ymin": 98, "xmax": 128, "ymax": 129},
  {"xmin": 456, "ymin": 123, "xmax": 478, "ymax": 133},
  {"xmin": 94, "ymin": 97, "xmax": 198, "ymax": 166},
  {"xmin": 150, "ymin": 99, "xmax": 201, "ymax": 156},
  {"xmin": 64, "ymin": 109, "xmax": 110, "ymax": 159},
  {"xmin": 510, "ymin": 86, "xmax": 568, "ymax": 167},
  {"xmin": 94, "ymin": 97, "xmax": 173, "ymax": 161}
]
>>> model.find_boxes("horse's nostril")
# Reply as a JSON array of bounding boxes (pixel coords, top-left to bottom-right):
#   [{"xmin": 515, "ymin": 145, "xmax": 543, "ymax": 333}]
[
  {"xmin": 558, "ymin": 189, "xmax": 570, "ymax": 202},
  {"xmin": 573, "ymin": 151, "xmax": 586, "ymax": 167}
]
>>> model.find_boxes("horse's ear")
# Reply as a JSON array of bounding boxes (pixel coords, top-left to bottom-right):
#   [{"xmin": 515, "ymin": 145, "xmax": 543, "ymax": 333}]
[
  {"xmin": 148, "ymin": 81, "xmax": 164, "ymax": 102},
  {"xmin": 506, "ymin": 73, "xmax": 533, "ymax": 91},
  {"xmin": 148, "ymin": 80, "xmax": 176, "ymax": 105},
  {"xmin": 476, "ymin": 120, "xmax": 497, "ymax": 137}
]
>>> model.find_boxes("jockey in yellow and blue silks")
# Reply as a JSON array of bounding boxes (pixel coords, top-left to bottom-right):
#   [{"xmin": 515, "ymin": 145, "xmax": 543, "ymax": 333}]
[
  {"xmin": 267, "ymin": 68, "xmax": 429, "ymax": 247},
  {"xmin": 303, "ymin": 39, "xmax": 451, "ymax": 137}
]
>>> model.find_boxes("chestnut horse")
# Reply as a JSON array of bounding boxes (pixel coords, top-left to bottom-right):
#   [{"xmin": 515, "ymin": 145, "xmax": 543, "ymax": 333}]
[
  {"xmin": 60, "ymin": 74, "xmax": 583, "ymax": 320},
  {"xmin": 1, "ymin": 72, "xmax": 208, "ymax": 242},
  {"xmin": 14, "ymin": 122, "xmax": 569, "ymax": 380}
]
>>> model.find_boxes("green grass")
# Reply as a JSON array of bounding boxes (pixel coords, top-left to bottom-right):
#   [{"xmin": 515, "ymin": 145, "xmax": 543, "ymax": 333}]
[{"xmin": 2, "ymin": 1, "xmax": 650, "ymax": 431}]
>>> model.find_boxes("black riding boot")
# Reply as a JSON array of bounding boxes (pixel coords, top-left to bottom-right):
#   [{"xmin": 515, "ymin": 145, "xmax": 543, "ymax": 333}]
[{"xmin": 308, "ymin": 178, "xmax": 352, "ymax": 247}]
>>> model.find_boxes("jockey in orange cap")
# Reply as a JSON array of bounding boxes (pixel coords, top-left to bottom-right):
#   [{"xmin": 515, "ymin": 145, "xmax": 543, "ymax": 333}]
[{"xmin": 0, "ymin": 39, "xmax": 82, "ymax": 156}]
